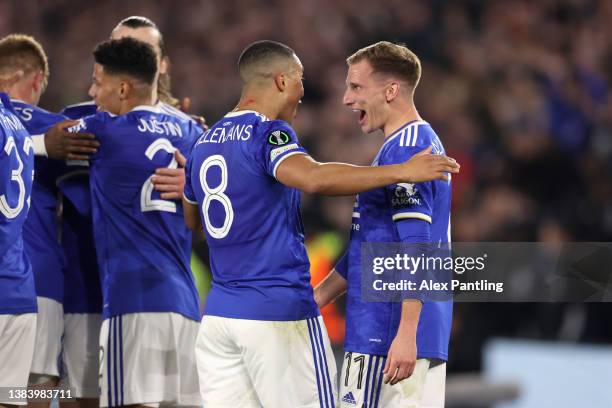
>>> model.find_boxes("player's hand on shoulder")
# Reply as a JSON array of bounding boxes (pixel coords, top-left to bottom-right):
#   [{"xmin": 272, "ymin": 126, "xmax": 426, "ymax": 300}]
[
  {"xmin": 153, "ymin": 149, "xmax": 186, "ymax": 199},
  {"xmin": 401, "ymin": 145, "xmax": 459, "ymax": 183},
  {"xmin": 45, "ymin": 119, "xmax": 99, "ymax": 160},
  {"xmin": 383, "ymin": 332, "xmax": 417, "ymax": 385}
]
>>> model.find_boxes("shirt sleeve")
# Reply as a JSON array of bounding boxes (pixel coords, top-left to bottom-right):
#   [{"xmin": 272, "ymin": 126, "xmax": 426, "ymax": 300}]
[
  {"xmin": 183, "ymin": 153, "xmax": 197, "ymax": 205},
  {"xmin": 257, "ymin": 120, "xmax": 308, "ymax": 179},
  {"xmin": 380, "ymin": 145, "xmax": 434, "ymax": 224}
]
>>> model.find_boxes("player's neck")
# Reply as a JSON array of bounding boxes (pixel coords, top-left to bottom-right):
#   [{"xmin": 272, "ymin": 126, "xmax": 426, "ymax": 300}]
[
  {"xmin": 5, "ymin": 82, "xmax": 36, "ymax": 105},
  {"xmin": 383, "ymin": 104, "xmax": 421, "ymax": 138},
  {"xmin": 234, "ymin": 89, "xmax": 281, "ymax": 120},
  {"xmin": 119, "ymin": 95, "xmax": 155, "ymax": 115}
]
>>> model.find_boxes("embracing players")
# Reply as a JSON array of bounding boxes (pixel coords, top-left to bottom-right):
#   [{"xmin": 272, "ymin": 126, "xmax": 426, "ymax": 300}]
[{"xmin": 183, "ymin": 40, "xmax": 458, "ymax": 407}]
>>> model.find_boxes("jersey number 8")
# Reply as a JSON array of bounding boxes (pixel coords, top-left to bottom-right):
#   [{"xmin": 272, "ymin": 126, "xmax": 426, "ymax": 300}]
[{"xmin": 199, "ymin": 155, "xmax": 234, "ymax": 239}]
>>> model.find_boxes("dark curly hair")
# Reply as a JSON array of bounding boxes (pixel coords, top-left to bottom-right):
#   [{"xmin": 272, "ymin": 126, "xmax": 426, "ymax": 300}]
[{"xmin": 93, "ymin": 37, "xmax": 157, "ymax": 85}]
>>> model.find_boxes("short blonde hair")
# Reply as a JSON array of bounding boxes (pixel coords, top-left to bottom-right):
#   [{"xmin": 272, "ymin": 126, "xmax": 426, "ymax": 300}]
[
  {"xmin": 347, "ymin": 41, "xmax": 421, "ymax": 89},
  {"xmin": 0, "ymin": 34, "xmax": 49, "ymax": 90}
]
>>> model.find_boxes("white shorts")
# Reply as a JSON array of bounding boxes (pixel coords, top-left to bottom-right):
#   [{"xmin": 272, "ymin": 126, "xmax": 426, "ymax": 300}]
[
  {"xmin": 30, "ymin": 297, "xmax": 63, "ymax": 378},
  {"xmin": 339, "ymin": 352, "xmax": 446, "ymax": 408},
  {"xmin": 0, "ymin": 313, "xmax": 37, "ymax": 405},
  {"xmin": 99, "ymin": 312, "xmax": 201, "ymax": 408},
  {"xmin": 61, "ymin": 313, "xmax": 102, "ymax": 398},
  {"xmin": 196, "ymin": 315, "xmax": 338, "ymax": 408}
]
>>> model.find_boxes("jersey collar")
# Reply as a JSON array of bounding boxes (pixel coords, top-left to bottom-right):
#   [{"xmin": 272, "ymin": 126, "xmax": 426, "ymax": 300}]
[
  {"xmin": 130, "ymin": 105, "xmax": 162, "ymax": 114},
  {"xmin": 382, "ymin": 119, "xmax": 429, "ymax": 149},
  {"xmin": 224, "ymin": 109, "xmax": 265, "ymax": 118}
]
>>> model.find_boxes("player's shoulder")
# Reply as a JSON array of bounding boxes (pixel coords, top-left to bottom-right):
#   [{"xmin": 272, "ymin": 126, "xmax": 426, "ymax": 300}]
[
  {"xmin": 60, "ymin": 100, "xmax": 97, "ymax": 119},
  {"xmin": 126, "ymin": 105, "xmax": 201, "ymax": 146},
  {"xmin": 214, "ymin": 109, "xmax": 284, "ymax": 142},
  {"xmin": 0, "ymin": 98, "xmax": 28, "ymax": 136},
  {"xmin": 157, "ymin": 102, "xmax": 194, "ymax": 122},
  {"xmin": 69, "ymin": 110, "xmax": 110, "ymax": 133},
  {"xmin": 256, "ymin": 117, "xmax": 297, "ymax": 146},
  {"xmin": 384, "ymin": 120, "xmax": 434, "ymax": 150},
  {"xmin": 11, "ymin": 99, "xmax": 65, "ymax": 122},
  {"xmin": 377, "ymin": 120, "xmax": 443, "ymax": 165}
]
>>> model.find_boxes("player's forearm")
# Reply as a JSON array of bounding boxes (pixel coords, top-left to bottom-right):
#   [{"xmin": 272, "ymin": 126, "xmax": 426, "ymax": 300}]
[
  {"xmin": 305, "ymin": 162, "xmax": 402, "ymax": 196},
  {"xmin": 182, "ymin": 199, "xmax": 202, "ymax": 231},
  {"xmin": 396, "ymin": 300, "xmax": 422, "ymax": 338},
  {"xmin": 314, "ymin": 270, "xmax": 347, "ymax": 308}
]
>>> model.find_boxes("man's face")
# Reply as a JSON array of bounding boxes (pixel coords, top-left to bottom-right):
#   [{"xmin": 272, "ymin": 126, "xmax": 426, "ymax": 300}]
[
  {"xmin": 343, "ymin": 60, "xmax": 389, "ymax": 134},
  {"xmin": 88, "ymin": 63, "xmax": 122, "ymax": 114},
  {"xmin": 110, "ymin": 26, "xmax": 166, "ymax": 75},
  {"xmin": 278, "ymin": 55, "xmax": 304, "ymax": 123}
]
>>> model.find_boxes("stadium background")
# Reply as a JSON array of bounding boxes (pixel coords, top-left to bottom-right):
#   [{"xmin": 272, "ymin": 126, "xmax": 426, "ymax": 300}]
[{"xmin": 2, "ymin": 0, "xmax": 612, "ymax": 406}]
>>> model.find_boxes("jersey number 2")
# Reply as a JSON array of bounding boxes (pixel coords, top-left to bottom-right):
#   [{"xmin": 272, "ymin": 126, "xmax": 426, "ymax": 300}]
[
  {"xmin": 199, "ymin": 155, "xmax": 234, "ymax": 239},
  {"xmin": 141, "ymin": 139, "xmax": 178, "ymax": 213}
]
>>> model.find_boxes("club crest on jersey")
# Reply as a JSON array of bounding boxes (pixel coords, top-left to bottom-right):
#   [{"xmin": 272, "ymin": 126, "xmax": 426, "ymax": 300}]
[{"xmin": 267, "ymin": 130, "xmax": 290, "ymax": 146}]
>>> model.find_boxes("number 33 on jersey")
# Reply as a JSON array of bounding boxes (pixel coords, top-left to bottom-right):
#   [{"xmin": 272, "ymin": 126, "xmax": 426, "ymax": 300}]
[{"xmin": 0, "ymin": 93, "xmax": 36, "ymax": 315}]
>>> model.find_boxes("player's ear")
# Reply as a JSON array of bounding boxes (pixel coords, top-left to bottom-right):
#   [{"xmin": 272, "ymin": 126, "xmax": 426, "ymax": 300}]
[
  {"xmin": 274, "ymin": 73, "xmax": 286, "ymax": 92},
  {"xmin": 385, "ymin": 82, "xmax": 400, "ymax": 103},
  {"xmin": 118, "ymin": 80, "xmax": 130, "ymax": 100},
  {"xmin": 31, "ymin": 71, "xmax": 43, "ymax": 94}
]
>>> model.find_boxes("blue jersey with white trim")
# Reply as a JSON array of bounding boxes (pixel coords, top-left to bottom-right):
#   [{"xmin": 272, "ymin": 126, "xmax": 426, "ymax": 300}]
[
  {"xmin": 0, "ymin": 93, "xmax": 36, "ymax": 314},
  {"xmin": 184, "ymin": 110, "xmax": 319, "ymax": 321},
  {"xmin": 58, "ymin": 100, "xmax": 195, "ymax": 313},
  {"xmin": 337, "ymin": 120, "xmax": 453, "ymax": 359},
  {"xmin": 11, "ymin": 100, "xmax": 67, "ymax": 303},
  {"xmin": 70, "ymin": 105, "xmax": 201, "ymax": 320}
]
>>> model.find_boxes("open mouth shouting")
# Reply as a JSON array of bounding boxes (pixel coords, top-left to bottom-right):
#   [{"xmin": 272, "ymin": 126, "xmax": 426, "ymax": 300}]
[{"xmin": 353, "ymin": 108, "xmax": 366, "ymax": 126}]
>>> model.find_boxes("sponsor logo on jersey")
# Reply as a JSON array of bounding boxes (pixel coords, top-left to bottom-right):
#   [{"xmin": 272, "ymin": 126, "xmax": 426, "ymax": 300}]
[
  {"xmin": 267, "ymin": 130, "xmax": 290, "ymax": 146},
  {"xmin": 392, "ymin": 182, "xmax": 421, "ymax": 207},
  {"xmin": 342, "ymin": 392, "xmax": 357, "ymax": 405}
]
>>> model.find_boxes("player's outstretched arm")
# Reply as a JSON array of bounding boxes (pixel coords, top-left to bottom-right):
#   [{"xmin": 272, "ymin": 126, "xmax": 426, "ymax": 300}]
[
  {"xmin": 383, "ymin": 299, "xmax": 422, "ymax": 385},
  {"xmin": 42, "ymin": 120, "xmax": 99, "ymax": 160},
  {"xmin": 276, "ymin": 146, "xmax": 459, "ymax": 196},
  {"xmin": 314, "ymin": 269, "xmax": 347, "ymax": 309}
]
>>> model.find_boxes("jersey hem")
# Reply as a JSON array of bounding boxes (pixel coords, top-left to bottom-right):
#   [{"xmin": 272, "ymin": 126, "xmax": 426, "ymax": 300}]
[
  {"xmin": 343, "ymin": 343, "xmax": 448, "ymax": 362},
  {"xmin": 103, "ymin": 309, "xmax": 200, "ymax": 322},
  {"xmin": 203, "ymin": 310, "xmax": 320, "ymax": 322},
  {"xmin": 0, "ymin": 307, "xmax": 37, "ymax": 315}
]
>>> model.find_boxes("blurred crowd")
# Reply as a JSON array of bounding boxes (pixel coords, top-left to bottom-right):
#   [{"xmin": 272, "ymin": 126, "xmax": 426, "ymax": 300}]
[{"xmin": 2, "ymin": 0, "xmax": 611, "ymax": 371}]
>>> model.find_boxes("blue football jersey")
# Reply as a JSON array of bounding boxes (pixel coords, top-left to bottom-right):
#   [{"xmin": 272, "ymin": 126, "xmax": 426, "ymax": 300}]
[
  {"xmin": 60, "ymin": 101, "xmax": 97, "ymax": 120},
  {"xmin": 58, "ymin": 100, "xmax": 200, "ymax": 314},
  {"xmin": 58, "ymin": 101, "xmax": 102, "ymax": 314},
  {"xmin": 11, "ymin": 100, "xmax": 67, "ymax": 303},
  {"xmin": 337, "ymin": 120, "xmax": 453, "ymax": 360},
  {"xmin": 184, "ymin": 110, "xmax": 319, "ymax": 321},
  {"xmin": 70, "ymin": 105, "xmax": 201, "ymax": 320},
  {"xmin": 0, "ymin": 93, "xmax": 36, "ymax": 314}
]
